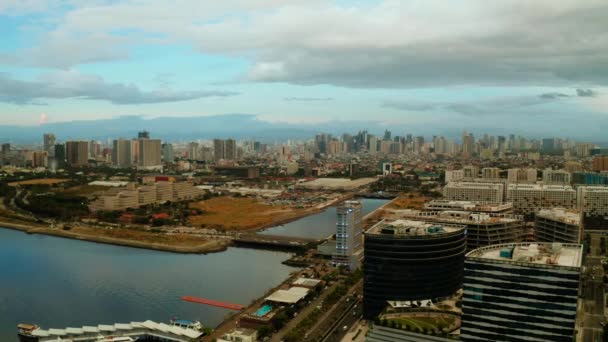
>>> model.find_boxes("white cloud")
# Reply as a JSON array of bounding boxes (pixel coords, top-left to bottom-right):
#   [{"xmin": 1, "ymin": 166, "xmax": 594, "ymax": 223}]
[{"xmin": 0, "ymin": 70, "xmax": 239, "ymax": 105}]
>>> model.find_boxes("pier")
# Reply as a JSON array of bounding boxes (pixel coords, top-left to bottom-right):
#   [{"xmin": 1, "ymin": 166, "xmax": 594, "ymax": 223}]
[{"xmin": 181, "ymin": 296, "xmax": 246, "ymax": 311}]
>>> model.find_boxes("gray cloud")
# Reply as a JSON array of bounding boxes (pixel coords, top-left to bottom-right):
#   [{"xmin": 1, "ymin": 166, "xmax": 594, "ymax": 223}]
[
  {"xmin": 4, "ymin": 1, "xmax": 608, "ymax": 88},
  {"xmin": 0, "ymin": 71, "xmax": 239, "ymax": 105},
  {"xmin": 576, "ymin": 88, "xmax": 596, "ymax": 97},
  {"xmin": 283, "ymin": 97, "xmax": 333, "ymax": 102},
  {"xmin": 539, "ymin": 92, "xmax": 569, "ymax": 99},
  {"xmin": 383, "ymin": 92, "xmax": 575, "ymax": 116}
]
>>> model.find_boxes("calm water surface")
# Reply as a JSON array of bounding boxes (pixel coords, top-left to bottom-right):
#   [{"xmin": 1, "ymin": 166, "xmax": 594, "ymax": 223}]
[
  {"xmin": 0, "ymin": 229, "xmax": 296, "ymax": 341},
  {"xmin": 261, "ymin": 198, "xmax": 389, "ymax": 238}
]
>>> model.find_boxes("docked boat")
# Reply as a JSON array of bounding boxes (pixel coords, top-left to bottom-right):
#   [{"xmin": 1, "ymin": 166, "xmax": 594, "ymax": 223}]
[
  {"xmin": 169, "ymin": 318, "xmax": 204, "ymax": 331},
  {"xmin": 96, "ymin": 337, "xmax": 138, "ymax": 342}
]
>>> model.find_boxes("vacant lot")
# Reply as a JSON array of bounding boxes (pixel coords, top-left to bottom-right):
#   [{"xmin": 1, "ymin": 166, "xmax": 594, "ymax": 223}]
[
  {"xmin": 189, "ymin": 196, "xmax": 310, "ymax": 231},
  {"xmin": 8, "ymin": 178, "xmax": 68, "ymax": 187},
  {"xmin": 387, "ymin": 193, "xmax": 429, "ymax": 210}
]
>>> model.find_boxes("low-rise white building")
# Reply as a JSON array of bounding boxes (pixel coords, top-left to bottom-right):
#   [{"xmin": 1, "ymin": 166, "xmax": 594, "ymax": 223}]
[{"xmin": 443, "ymin": 182, "xmax": 504, "ymax": 204}]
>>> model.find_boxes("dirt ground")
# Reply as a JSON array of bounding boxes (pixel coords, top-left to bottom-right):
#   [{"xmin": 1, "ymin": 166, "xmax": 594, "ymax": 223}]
[
  {"xmin": 60, "ymin": 184, "xmax": 108, "ymax": 197},
  {"xmin": 188, "ymin": 197, "xmax": 311, "ymax": 231},
  {"xmin": 386, "ymin": 193, "xmax": 429, "ymax": 210},
  {"xmin": 8, "ymin": 178, "xmax": 68, "ymax": 186}
]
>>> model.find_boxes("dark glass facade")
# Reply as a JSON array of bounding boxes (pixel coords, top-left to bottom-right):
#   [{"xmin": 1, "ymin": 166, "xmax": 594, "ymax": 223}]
[{"xmin": 363, "ymin": 228, "xmax": 466, "ymax": 318}]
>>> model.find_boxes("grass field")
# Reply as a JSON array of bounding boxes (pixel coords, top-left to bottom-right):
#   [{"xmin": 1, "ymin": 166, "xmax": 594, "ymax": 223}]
[
  {"xmin": 188, "ymin": 196, "xmax": 309, "ymax": 231},
  {"xmin": 8, "ymin": 178, "xmax": 68, "ymax": 187}
]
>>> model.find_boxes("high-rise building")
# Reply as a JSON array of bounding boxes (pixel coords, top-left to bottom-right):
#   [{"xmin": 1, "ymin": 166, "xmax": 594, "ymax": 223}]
[
  {"xmin": 65, "ymin": 141, "xmax": 89, "ymax": 167},
  {"xmin": 542, "ymin": 138, "xmax": 556, "ymax": 154},
  {"xmin": 368, "ymin": 136, "xmax": 378, "ymax": 154},
  {"xmin": 333, "ymin": 201, "xmax": 363, "ymax": 271},
  {"xmin": 507, "ymin": 168, "xmax": 537, "ymax": 184},
  {"xmin": 443, "ymin": 182, "xmax": 504, "ymax": 204},
  {"xmin": 43, "ymin": 133, "xmax": 56, "ymax": 156},
  {"xmin": 461, "ymin": 243, "xmax": 582, "ymax": 342},
  {"xmin": 53, "ymin": 144, "xmax": 66, "ymax": 169},
  {"xmin": 89, "ymin": 140, "xmax": 102, "ymax": 159},
  {"xmin": 363, "ymin": 220, "xmax": 466, "ymax": 318},
  {"xmin": 138, "ymin": 139, "xmax": 162, "ymax": 168},
  {"xmin": 31, "ymin": 151, "xmax": 48, "ymax": 168},
  {"xmin": 542, "ymin": 169, "xmax": 571, "ymax": 185},
  {"xmin": 592, "ymin": 156, "xmax": 608, "ymax": 172},
  {"xmin": 137, "ymin": 130, "xmax": 150, "ymax": 139},
  {"xmin": 224, "ymin": 139, "xmax": 237, "ymax": 161},
  {"xmin": 112, "ymin": 139, "xmax": 133, "ymax": 168},
  {"xmin": 445, "ymin": 170, "xmax": 465, "ymax": 183},
  {"xmin": 213, "ymin": 139, "xmax": 225, "ymax": 161},
  {"xmin": 577, "ymin": 186, "xmax": 608, "ymax": 218},
  {"xmin": 507, "ymin": 184, "xmax": 576, "ymax": 217},
  {"xmin": 187, "ymin": 142, "xmax": 200, "ymax": 160},
  {"xmin": 535, "ymin": 208, "xmax": 582, "ymax": 244},
  {"xmin": 162, "ymin": 143, "xmax": 174, "ymax": 163}
]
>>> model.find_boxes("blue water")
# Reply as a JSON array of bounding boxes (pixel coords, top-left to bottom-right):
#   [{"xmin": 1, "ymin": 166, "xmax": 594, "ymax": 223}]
[
  {"xmin": 260, "ymin": 198, "xmax": 389, "ymax": 239},
  {"xmin": 0, "ymin": 229, "xmax": 296, "ymax": 341},
  {"xmin": 254, "ymin": 304, "xmax": 273, "ymax": 317}
]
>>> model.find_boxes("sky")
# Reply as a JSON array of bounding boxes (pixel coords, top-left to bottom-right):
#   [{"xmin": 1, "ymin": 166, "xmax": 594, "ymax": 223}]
[{"xmin": 0, "ymin": 0, "xmax": 607, "ymax": 139}]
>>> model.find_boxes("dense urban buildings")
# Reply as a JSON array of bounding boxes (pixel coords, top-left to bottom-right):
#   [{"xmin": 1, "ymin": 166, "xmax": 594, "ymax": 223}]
[
  {"xmin": 332, "ymin": 200, "xmax": 363, "ymax": 271},
  {"xmin": 461, "ymin": 243, "xmax": 582, "ymax": 342},
  {"xmin": 363, "ymin": 219, "xmax": 466, "ymax": 318},
  {"xmin": 507, "ymin": 184, "xmax": 576, "ymax": 217}
]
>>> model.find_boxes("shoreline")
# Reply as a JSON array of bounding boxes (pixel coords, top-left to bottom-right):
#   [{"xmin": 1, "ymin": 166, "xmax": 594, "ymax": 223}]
[
  {"xmin": 0, "ymin": 219, "xmax": 231, "ymax": 254},
  {"xmin": 0, "ymin": 193, "xmax": 379, "ymax": 255}
]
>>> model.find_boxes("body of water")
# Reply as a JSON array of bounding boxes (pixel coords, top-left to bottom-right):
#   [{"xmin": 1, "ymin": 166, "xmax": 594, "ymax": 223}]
[
  {"xmin": 0, "ymin": 229, "xmax": 295, "ymax": 341},
  {"xmin": 260, "ymin": 198, "xmax": 389, "ymax": 238},
  {"xmin": 0, "ymin": 197, "xmax": 389, "ymax": 340}
]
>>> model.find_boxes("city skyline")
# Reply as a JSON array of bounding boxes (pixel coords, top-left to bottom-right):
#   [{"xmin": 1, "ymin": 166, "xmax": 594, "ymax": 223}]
[{"xmin": 0, "ymin": 1, "xmax": 607, "ymax": 138}]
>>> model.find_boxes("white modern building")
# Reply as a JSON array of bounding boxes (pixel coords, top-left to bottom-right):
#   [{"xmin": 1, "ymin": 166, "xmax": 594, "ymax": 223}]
[
  {"xmin": 507, "ymin": 184, "xmax": 576, "ymax": 217},
  {"xmin": 333, "ymin": 200, "xmax": 363, "ymax": 271},
  {"xmin": 443, "ymin": 182, "xmax": 504, "ymax": 204},
  {"xmin": 577, "ymin": 186, "xmax": 608, "ymax": 217}
]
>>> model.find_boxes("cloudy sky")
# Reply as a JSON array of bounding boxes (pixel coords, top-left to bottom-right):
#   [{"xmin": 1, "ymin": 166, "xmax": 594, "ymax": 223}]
[{"xmin": 0, "ymin": 0, "xmax": 607, "ymax": 138}]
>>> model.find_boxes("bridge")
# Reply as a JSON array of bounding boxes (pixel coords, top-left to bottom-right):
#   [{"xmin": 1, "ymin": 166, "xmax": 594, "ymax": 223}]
[
  {"xmin": 233, "ymin": 233, "xmax": 322, "ymax": 251},
  {"xmin": 181, "ymin": 296, "xmax": 246, "ymax": 310}
]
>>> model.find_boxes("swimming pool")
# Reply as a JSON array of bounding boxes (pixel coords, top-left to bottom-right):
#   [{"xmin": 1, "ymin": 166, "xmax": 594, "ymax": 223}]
[{"xmin": 254, "ymin": 304, "xmax": 273, "ymax": 317}]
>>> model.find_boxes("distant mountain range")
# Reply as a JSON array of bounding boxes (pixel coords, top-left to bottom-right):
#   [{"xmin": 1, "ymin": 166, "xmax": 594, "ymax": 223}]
[
  {"xmin": 0, "ymin": 114, "xmax": 390, "ymax": 144},
  {"xmin": 0, "ymin": 114, "xmax": 606, "ymax": 146}
]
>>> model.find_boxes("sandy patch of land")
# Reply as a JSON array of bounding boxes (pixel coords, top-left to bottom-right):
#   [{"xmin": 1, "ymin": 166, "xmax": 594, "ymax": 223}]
[
  {"xmin": 386, "ymin": 193, "xmax": 430, "ymax": 210},
  {"xmin": 189, "ymin": 197, "xmax": 313, "ymax": 231}
]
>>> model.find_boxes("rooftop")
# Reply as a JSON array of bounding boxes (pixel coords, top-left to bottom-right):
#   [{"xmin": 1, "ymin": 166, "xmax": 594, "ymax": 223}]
[
  {"xmin": 367, "ymin": 219, "xmax": 464, "ymax": 236},
  {"xmin": 424, "ymin": 200, "xmax": 513, "ymax": 212},
  {"xmin": 537, "ymin": 208, "xmax": 581, "ymax": 225},
  {"xmin": 466, "ymin": 243, "xmax": 583, "ymax": 268},
  {"xmin": 445, "ymin": 182, "xmax": 503, "ymax": 189},
  {"xmin": 265, "ymin": 287, "xmax": 309, "ymax": 304}
]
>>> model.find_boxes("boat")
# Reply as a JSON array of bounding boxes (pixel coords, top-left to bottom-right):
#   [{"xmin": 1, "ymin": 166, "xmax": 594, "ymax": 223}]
[
  {"xmin": 170, "ymin": 318, "xmax": 204, "ymax": 331},
  {"xmin": 17, "ymin": 324, "xmax": 40, "ymax": 342},
  {"xmin": 96, "ymin": 337, "xmax": 138, "ymax": 342}
]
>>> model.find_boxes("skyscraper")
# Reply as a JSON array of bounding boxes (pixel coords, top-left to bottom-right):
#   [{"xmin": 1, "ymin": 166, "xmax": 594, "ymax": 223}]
[
  {"xmin": 112, "ymin": 139, "xmax": 133, "ymax": 167},
  {"xmin": 461, "ymin": 243, "xmax": 582, "ymax": 341},
  {"xmin": 213, "ymin": 139, "xmax": 225, "ymax": 161},
  {"xmin": 138, "ymin": 139, "xmax": 162, "ymax": 168},
  {"xmin": 225, "ymin": 139, "xmax": 237, "ymax": 160},
  {"xmin": 333, "ymin": 200, "xmax": 363, "ymax": 271},
  {"xmin": 43, "ymin": 133, "xmax": 56, "ymax": 156},
  {"xmin": 162, "ymin": 143, "xmax": 174, "ymax": 163},
  {"xmin": 53, "ymin": 144, "xmax": 66, "ymax": 169},
  {"xmin": 187, "ymin": 142, "xmax": 200, "ymax": 160},
  {"xmin": 65, "ymin": 141, "xmax": 89, "ymax": 167}
]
